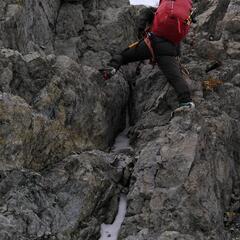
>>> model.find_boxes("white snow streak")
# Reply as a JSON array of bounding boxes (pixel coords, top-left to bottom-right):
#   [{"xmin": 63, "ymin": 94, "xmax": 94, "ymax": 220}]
[{"xmin": 99, "ymin": 194, "xmax": 127, "ymax": 240}]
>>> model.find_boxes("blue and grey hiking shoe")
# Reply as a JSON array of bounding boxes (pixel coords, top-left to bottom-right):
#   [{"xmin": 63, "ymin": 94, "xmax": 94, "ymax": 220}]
[
  {"xmin": 171, "ymin": 102, "xmax": 195, "ymax": 118},
  {"xmin": 175, "ymin": 101, "xmax": 195, "ymax": 112},
  {"xmin": 99, "ymin": 67, "xmax": 117, "ymax": 80}
]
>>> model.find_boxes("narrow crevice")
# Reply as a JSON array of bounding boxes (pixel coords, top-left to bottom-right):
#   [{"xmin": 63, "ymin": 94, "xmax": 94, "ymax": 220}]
[{"xmin": 99, "ymin": 194, "xmax": 127, "ymax": 240}]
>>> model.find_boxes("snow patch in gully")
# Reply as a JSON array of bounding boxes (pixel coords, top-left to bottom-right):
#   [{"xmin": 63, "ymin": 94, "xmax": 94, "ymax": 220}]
[{"xmin": 99, "ymin": 194, "xmax": 127, "ymax": 240}]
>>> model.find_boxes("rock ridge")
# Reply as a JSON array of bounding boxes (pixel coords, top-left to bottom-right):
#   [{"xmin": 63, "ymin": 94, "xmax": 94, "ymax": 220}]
[{"xmin": 0, "ymin": 0, "xmax": 240, "ymax": 239}]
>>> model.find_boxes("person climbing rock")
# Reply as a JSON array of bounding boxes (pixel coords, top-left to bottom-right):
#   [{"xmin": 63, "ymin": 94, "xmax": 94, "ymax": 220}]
[{"xmin": 101, "ymin": 0, "xmax": 196, "ymax": 112}]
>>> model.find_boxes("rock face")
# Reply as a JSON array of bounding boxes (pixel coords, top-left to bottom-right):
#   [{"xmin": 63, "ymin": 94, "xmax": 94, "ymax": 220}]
[
  {"xmin": 0, "ymin": 0, "xmax": 60, "ymax": 53},
  {"xmin": 0, "ymin": 152, "xmax": 122, "ymax": 240},
  {"xmin": 0, "ymin": 0, "xmax": 240, "ymax": 239},
  {"xmin": 0, "ymin": 51, "xmax": 129, "ymax": 170}
]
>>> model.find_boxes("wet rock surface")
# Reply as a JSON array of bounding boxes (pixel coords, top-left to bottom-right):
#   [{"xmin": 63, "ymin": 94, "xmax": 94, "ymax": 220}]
[{"xmin": 0, "ymin": 0, "xmax": 240, "ymax": 239}]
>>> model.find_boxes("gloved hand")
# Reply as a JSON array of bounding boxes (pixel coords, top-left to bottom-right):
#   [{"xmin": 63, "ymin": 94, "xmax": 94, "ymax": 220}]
[{"xmin": 99, "ymin": 67, "xmax": 117, "ymax": 80}]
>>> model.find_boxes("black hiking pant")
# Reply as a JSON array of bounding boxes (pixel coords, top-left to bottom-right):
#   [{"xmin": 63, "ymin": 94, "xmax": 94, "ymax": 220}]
[{"xmin": 109, "ymin": 34, "xmax": 192, "ymax": 104}]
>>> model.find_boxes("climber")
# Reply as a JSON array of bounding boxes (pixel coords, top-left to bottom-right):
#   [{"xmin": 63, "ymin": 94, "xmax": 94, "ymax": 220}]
[{"xmin": 100, "ymin": 0, "xmax": 196, "ymax": 112}]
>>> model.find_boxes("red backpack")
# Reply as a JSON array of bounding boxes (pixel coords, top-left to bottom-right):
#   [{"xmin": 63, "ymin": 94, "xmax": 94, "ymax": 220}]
[{"xmin": 151, "ymin": 0, "xmax": 193, "ymax": 44}]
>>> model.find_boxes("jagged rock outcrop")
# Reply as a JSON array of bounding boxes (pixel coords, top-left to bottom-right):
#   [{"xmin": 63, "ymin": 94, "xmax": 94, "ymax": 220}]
[
  {"xmin": 119, "ymin": 0, "xmax": 240, "ymax": 239},
  {"xmin": 0, "ymin": 0, "xmax": 61, "ymax": 53},
  {"xmin": 0, "ymin": 0, "xmax": 240, "ymax": 239},
  {"xmin": 0, "ymin": 49, "xmax": 129, "ymax": 171},
  {"xmin": 0, "ymin": 151, "xmax": 122, "ymax": 240},
  {"xmin": 0, "ymin": 1, "xmax": 133, "ymax": 237}
]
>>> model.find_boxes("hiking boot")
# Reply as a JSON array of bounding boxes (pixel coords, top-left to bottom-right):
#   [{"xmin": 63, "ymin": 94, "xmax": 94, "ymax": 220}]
[
  {"xmin": 170, "ymin": 101, "xmax": 195, "ymax": 119},
  {"xmin": 174, "ymin": 101, "xmax": 195, "ymax": 113},
  {"xmin": 99, "ymin": 67, "xmax": 117, "ymax": 80}
]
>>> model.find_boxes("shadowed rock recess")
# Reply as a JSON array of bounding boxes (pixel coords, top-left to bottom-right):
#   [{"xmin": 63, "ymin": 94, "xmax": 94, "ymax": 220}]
[{"xmin": 0, "ymin": 0, "xmax": 240, "ymax": 239}]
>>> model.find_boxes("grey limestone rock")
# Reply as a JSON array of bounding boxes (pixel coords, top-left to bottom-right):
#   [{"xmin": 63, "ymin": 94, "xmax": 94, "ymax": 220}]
[
  {"xmin": 0, "ymin": 0, "xmax": 240, "ymax": 239},
  {"xmin": 0, "ymin": 55, "xmax": 129, "ymax": 170},
  {"xmin": 0, "ymin": 152, "xmax": 121, "ymax": 240},
  {"xmin": 0, "ymin": 0, "xmax": 61, "ymax": 54}
]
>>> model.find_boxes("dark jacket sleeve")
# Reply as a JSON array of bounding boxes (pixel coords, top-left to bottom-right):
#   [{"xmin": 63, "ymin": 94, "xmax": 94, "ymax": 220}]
[{"xmin": 137, "ymin": 7, "xmax": 156, "ymax": 38}]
